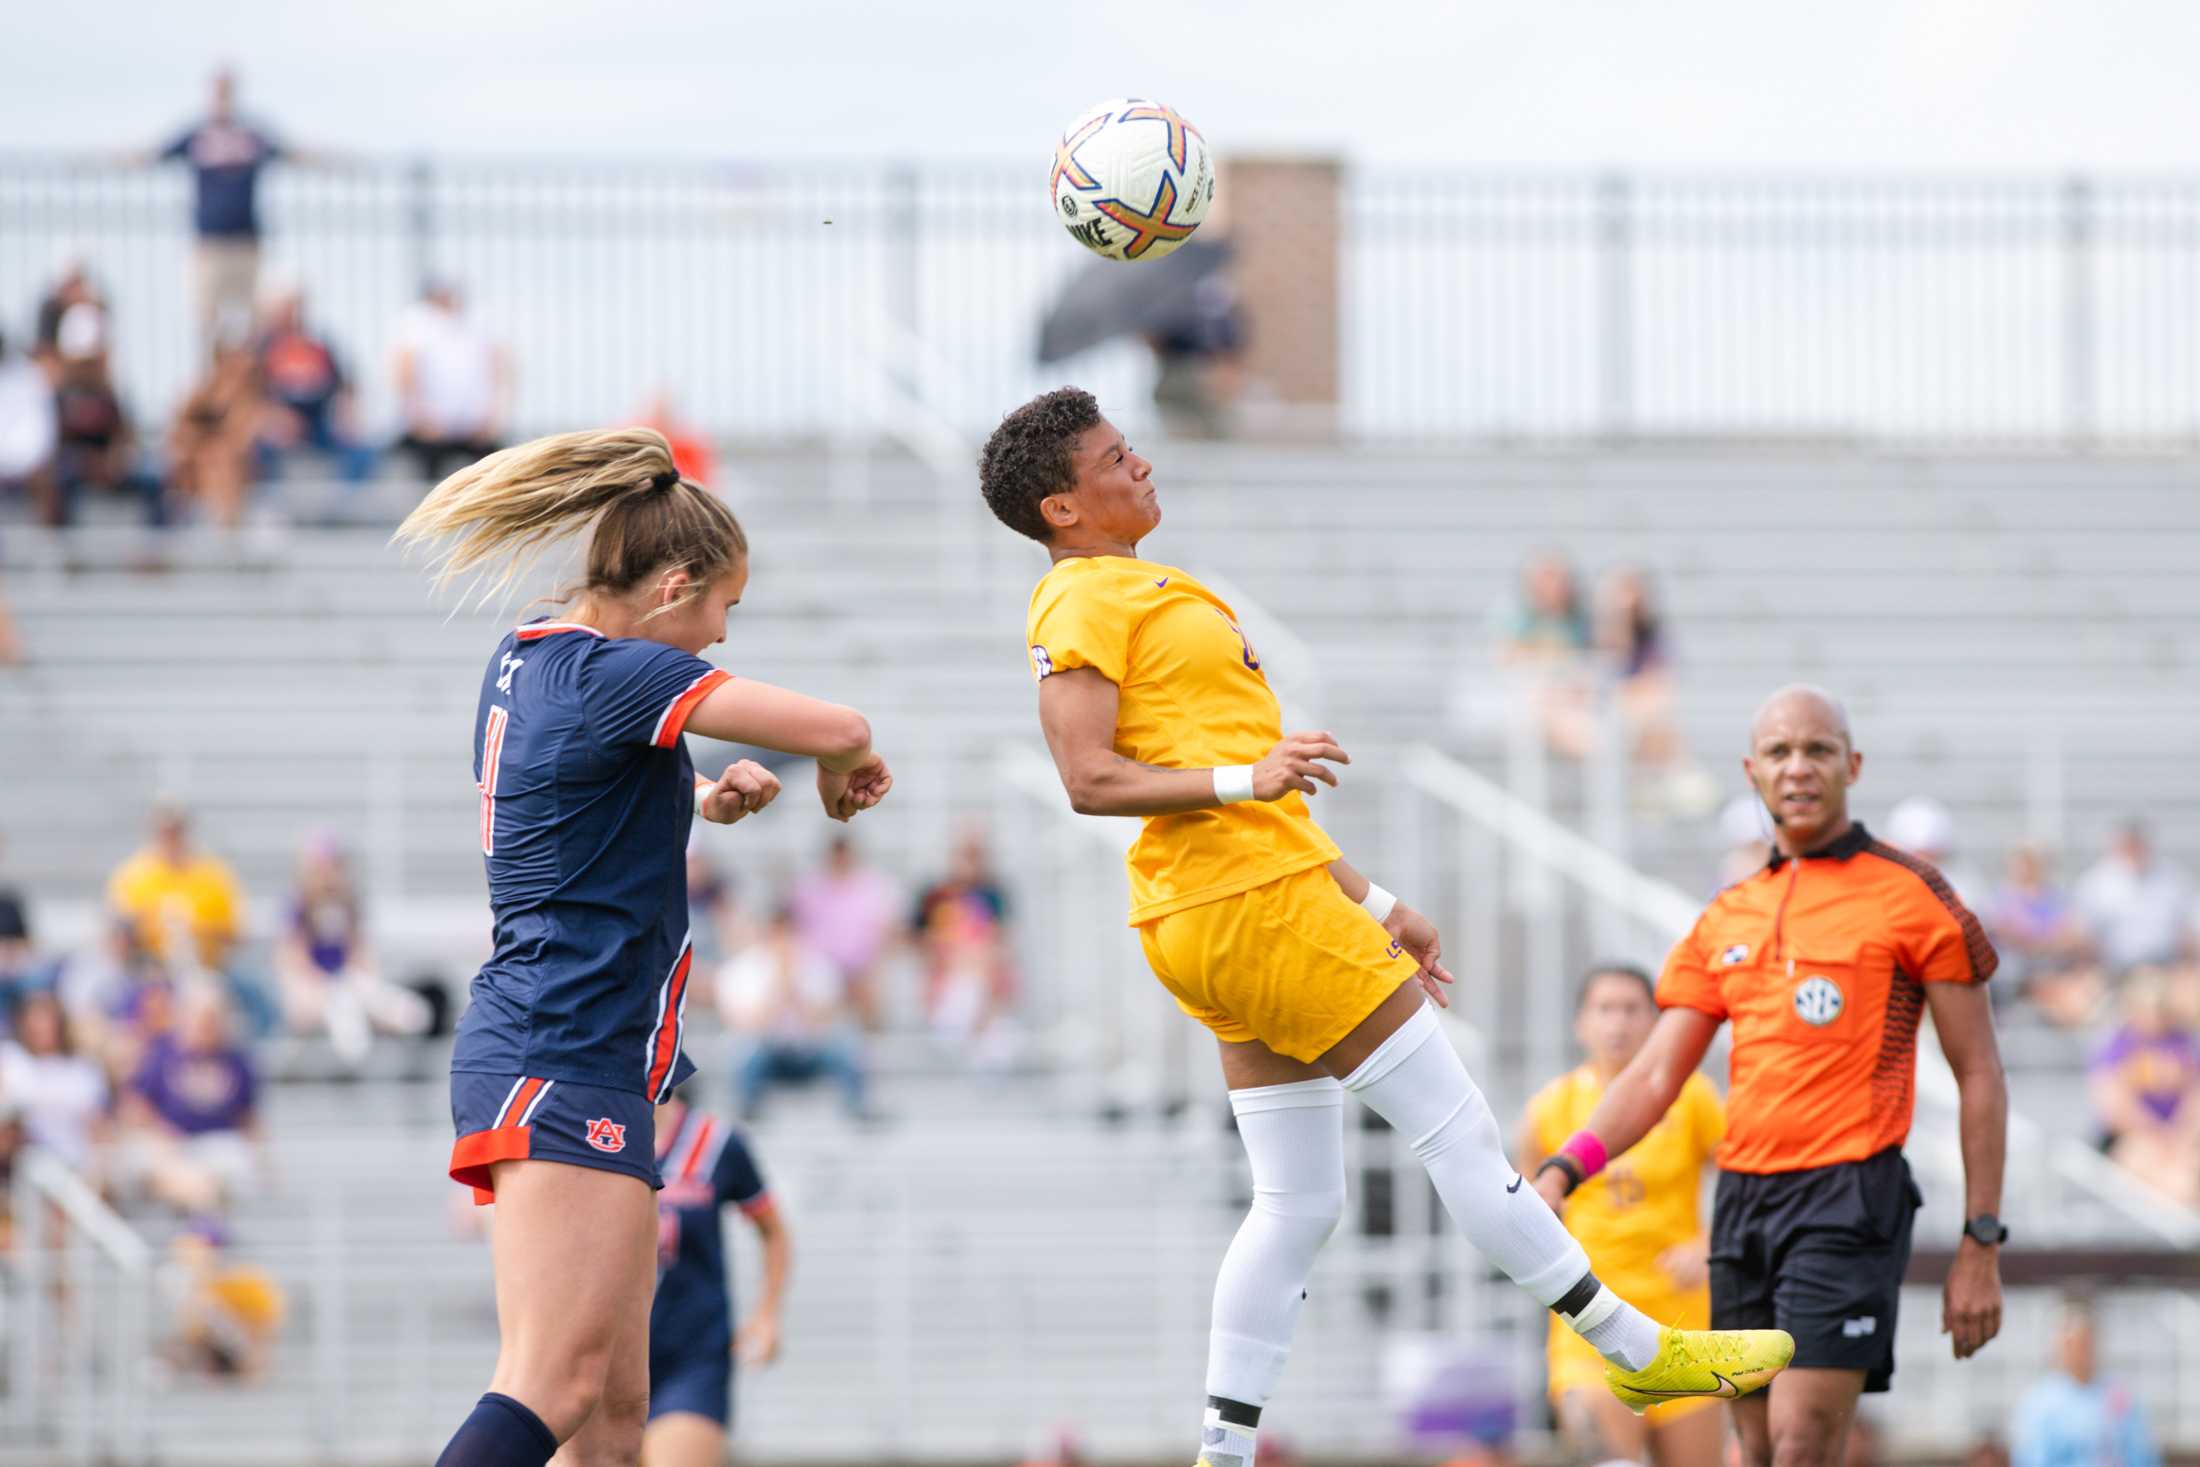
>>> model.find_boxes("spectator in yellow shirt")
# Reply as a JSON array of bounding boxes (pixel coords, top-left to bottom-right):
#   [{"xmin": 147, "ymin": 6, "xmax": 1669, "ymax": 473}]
[{"xmin": 107, "ymin": 806, "xmax": 246, "ymax": 975}]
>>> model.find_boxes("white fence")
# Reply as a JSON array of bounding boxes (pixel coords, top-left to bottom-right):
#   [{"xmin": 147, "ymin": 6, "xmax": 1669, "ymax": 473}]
[{"xmin": 13, "ymin": 158, "xmax": 2200, "ymax": 445}]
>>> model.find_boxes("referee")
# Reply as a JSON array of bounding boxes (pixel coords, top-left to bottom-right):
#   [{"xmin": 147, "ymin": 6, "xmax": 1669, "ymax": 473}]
[{"xmin": 1534, "ymin": 685, "xmax": 2006, "ymax": 1467}]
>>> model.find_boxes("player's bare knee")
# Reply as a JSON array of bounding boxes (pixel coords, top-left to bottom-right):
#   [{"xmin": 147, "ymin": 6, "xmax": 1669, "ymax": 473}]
[
  {"xmin": 1768, "ymin": 1422, "xmax": 1842, "ymax": 1467},
  {"xmin": 503, "ymin": 1346, "xmax": 617, "ymax": 1441}
]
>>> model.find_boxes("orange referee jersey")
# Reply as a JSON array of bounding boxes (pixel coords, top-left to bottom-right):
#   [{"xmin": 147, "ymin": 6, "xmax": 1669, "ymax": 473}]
[{"xmin": 1657, "ymin": 821, "xmax": 1996, "ymax": 1175}]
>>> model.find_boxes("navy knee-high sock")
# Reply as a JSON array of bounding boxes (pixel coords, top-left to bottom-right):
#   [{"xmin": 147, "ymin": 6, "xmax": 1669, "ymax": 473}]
[{"xmin": 435, "ymin": 1392, "xmax": 559, "ymax": 1467}]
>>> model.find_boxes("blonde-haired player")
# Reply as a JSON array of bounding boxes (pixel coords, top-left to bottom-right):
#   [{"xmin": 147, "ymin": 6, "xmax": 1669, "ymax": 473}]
[
  {"xmin": 1521, "ymin": 965, "xmax": 1725, "ymax": 1466},
  {"xmin": 394, "ymin": 428, "xmax": 890, "ymax": 1467},
  {"xmin": 978, "ymin": 388, "xmax": 1790, "ymax": 1467}
]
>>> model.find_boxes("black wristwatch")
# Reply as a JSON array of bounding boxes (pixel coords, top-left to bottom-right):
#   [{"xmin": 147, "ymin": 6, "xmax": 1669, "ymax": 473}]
[{"xmin": 1962, "ymin": 1213, "xmax": 2008, "ymax": 1247}]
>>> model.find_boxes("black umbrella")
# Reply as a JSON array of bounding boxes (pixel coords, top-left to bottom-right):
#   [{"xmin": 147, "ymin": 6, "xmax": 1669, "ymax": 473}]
[{"xmin": 1035, "ymin": 238, "xmax": 1236, "ymax": 364}]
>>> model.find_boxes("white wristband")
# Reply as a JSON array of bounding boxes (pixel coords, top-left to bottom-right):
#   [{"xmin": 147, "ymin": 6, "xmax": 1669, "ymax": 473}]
[
  {"xmin": 1212, "ymin": 765, "xmax": 1258, "ymax": 805},
  {"xmin": 694, "ymin": 780, "xmax": 713, "ymax": 817},
  {"xmin": 1359, "ymin": 882, "xmax": 1398, "ymax": 924}
]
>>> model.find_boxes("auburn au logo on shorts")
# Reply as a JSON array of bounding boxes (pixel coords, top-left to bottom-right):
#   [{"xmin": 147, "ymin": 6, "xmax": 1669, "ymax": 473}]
[{"xmin": 584, "ymin": 1117, "xmax": 628, "ymax": 1153}]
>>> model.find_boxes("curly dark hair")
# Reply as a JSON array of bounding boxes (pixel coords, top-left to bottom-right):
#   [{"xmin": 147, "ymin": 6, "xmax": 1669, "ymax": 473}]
[{"xmin": 978, "ymin": 387, "xmax": 1102, "ymax": 543}]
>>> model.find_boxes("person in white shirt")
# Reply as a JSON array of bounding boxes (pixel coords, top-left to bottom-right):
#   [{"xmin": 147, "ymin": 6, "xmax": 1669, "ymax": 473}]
[
  {"xmin": 0, "ymin": 989, "xmax": 110, "ymax": 1176},
  {"xmin": 716, "ymin": 905, "xmax": 871, "ymax": 1121},
  {"xmin": 2074, "ymin": 822, "xmax": 2195, "ymax": 974},
  {"xmin": 391, "ymin": 279, "xmax": 511, "ymax": 484}
]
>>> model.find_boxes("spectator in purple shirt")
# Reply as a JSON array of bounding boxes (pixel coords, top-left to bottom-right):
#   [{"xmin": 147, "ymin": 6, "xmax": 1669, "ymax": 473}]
[
  {"xmin": 2089, "ymin": 969, "xmax": 2200, "ymax": 1207},
  {"xmin": 790, "ymin": 834, "xmax": 900, "ymax": 1028},
  {"xmin": 272, "ymin": 832, "xmax": 428, "ymax": 1067},
  {"xmin": 135, "ymin": 69, "xmax": 322, "ymax": 353},
  {"xmin": 117, "ymin": 983, "xmax": 261, "ymax": 1214}
]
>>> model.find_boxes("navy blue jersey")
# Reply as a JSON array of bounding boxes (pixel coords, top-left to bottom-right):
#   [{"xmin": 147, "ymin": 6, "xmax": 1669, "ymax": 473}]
[
  {"xmin": 450, "ymin": 620, "xmax": 729, "ymax": 1099},
  {"xmin": 651, "ymin": 1103, "xmax": 770, "ymax": 1359}
]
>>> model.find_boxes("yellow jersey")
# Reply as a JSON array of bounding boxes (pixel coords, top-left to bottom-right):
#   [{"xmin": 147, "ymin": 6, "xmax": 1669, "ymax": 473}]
[
  {"xmin": 1026, "ymin": 555, "xmax": 1340, "ymax": 925},
  {"xmin": 1526, "ymin": 1066, "xmax": 1723, "ymax": 1297},
  {"xmin": 107, "ymin": 849, "xmax": 246, "ymax": 967}
]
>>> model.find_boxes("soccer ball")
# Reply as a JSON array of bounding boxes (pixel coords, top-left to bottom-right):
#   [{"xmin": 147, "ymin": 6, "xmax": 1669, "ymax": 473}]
[{"xmin": 1049, "ymin": 98, "xmax": 1214, "ymax": 262}]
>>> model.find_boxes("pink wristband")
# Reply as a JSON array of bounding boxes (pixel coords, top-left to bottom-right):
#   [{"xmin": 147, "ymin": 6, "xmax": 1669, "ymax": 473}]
[{"xmin": 1560, "ymin": 1129, "xmax": 1609, "ymax": 1181}]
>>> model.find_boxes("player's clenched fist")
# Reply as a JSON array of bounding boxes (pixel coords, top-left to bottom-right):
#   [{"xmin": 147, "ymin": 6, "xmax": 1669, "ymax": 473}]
[
  {"xmin": 700, "ymin": 760, "xmax": 781, "ymax": 826},
  {"xmin": 1253, "ymin": 730, "xmax": 1350, "ymax": 800}
]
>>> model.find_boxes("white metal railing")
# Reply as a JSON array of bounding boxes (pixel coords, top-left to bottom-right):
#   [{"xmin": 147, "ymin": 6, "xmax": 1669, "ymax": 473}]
[{"xmin": 3, "ymin": 1149, "xmax": 156, "ymax": 1466}]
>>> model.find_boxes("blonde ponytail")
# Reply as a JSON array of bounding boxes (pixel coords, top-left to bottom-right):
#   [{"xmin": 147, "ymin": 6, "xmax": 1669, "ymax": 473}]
[{"xmin": 393, "ymin": 427, "xmax": 746, "ymax": 612}]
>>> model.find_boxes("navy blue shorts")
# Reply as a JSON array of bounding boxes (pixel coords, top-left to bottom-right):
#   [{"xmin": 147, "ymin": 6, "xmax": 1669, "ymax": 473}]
[
  {"xmin": 648, "ymin": 1350, "xmax": 732, "ymax": 1425},
  {"xmin": 449, "ymin": 1070, "xmax": 660, "ymax": 1205}
]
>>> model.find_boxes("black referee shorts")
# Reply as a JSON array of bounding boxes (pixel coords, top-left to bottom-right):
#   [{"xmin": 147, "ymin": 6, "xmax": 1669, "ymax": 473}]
[{"xmin": 1708, "ymin": 1147, "xmax": 1923, "ymax": 1393}]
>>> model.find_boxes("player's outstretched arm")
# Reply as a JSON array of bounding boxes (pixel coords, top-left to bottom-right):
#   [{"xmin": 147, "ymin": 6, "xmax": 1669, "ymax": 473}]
[
  {"xmin": 1038, "ymin": 666, "xmax": 1347, "ymax": 817},
  {"xmin": 1532, "ymin": 1007, "xmax": 1718, "ymax": 1211},
  {"xmin": 1927, "ymin": 979, "xmax": 2007, "ymax": 1360},
  {"xmin": 685, "ymin": 678, "xmax": 874, "ymax": 771}
]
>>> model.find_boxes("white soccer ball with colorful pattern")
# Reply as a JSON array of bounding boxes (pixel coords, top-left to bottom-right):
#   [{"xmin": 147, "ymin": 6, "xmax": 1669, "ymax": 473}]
[{"xmin": 1049, "ymin": 98, "xmax": 1214, "ymax": 262}]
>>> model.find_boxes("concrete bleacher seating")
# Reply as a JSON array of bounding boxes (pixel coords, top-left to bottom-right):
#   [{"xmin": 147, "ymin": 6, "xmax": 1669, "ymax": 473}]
[{"xmin": 6, "ymin": 443, "xmax": 2197, "ymax": 918}]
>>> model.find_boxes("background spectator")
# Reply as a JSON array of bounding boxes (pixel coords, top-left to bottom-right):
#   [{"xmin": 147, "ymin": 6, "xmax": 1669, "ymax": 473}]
[
  {"xmin": 272, "ymin": 833, "xmax": 429, "ymax": 1067},
  {"xmin": 2011, "ymin": 1296, "xmax": 2161, "ymax": 1467},
  {"xmin": 0, "ymin": 1098, "xmax": 25, "ymax": 1251},
  {"xmin": 139, "ymin": 69, "xmax": 302, "ymax": 353},
  {"xmin": 639, "ymin": 392, "xmax": 719, "ymax": 487},
  {"xmin": 718, "ymin": 906, "xmax": 871, "ymax": 1123},
  {"xmin": 255, "ymin": 283, "xmax": 375, "ymax": 484},
  {"xmin": 166, "ymin": 332, "xmax": 266, "ymax": 527},
  {"xmin": 0, "ymin": 327, "xmax": 59, "ymax": 580},
  {"xmin": 1715, "ymin": 793, "xmax": 1775, "ymax": 893},
  {"xmin": 107, "ymin": 806, "xmax": 248, "ymax": 985},
  {"xmin": 0, "ymin": 836, "xmax": 33, "ymax": 1008},
  {"xmin": 49, "ymin": 301, "xmax": 163, "ymax": 526},
  {"xmin": 166, "ymin": 1220, "xmax": 287, "ymax": 1380},
  {"xmin": 1986, "ymin": 844, "xmax": 2099, "ymax": 1025},
  {"xmin": 118, "ymin": 983, "xmax": 261, "ymax": 1215},
  {"xmin": 1487, "ymin": 550, "xmax": 1595, "ymax": 759},
  {"xmin": 2076, "ymin": 822, "xmax": 2196, "ymax": 975},
  {"xmin": 392, "ymin": 279, "xmax": 509, "ymax": 482},
  {"xmin": 0, "ymin": 988, "xmax": 109, "ymax": 1178},
  {"xmin": 910, "ymin": 826, "xmax": 1022, "ymax": 1065},
  {"xmin": 1886, "ymin": 796, "xmax": 1987, "ymax": 906},
  {"xmin": 686, "ymin": 840, "xmax": 749, "ymax": 967},
  {"xmin": 1594, "ymin": 564, "xmax": 1714, "ymax": 814},
  {"xmin": 2086, "ymin": 969, "xmax": 2200, "ymax": 1207},
  {"xmin": 790, "ymin": 834, "xmax": 899, "ymax": 1028},
  {"xmin": 32, "ymin": 257, "xmax": 106, "ymax": 362}
]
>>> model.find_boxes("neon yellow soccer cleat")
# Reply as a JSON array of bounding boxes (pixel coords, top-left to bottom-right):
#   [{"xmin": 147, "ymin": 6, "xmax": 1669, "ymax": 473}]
[{"xmin": 1605, "ymin": 1325, "xmax": 1794, "ymax": 1414}]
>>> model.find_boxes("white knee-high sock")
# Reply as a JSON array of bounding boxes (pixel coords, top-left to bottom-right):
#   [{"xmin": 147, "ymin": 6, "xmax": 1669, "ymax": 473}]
[
  {"xmin": 1201, "ymin": 1077, "xmax": 1347, "ymax": 1467},
  {"xmin": 1341, "ymin": 1006, "xmax": 1662, "ymax": 1372}
]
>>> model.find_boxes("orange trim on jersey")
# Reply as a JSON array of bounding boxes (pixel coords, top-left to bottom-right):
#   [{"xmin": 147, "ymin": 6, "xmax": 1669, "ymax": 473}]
[
  {"xmin": 513, "ymin": 621, "xmax": 605, "ymax": 641},
  {"xmin": 450, "ymin": 1125, "xmax": 533, "ymax": 1206},
  {"xmin": 679, "ymin": 1115, "xmax": 717, "ymax": 1182},
  {"xmin": 651, "ymin": 669, "xmax": 731, "ymax": 748},
  {"xmin": 645, "ymin": 946, "xmax": 695, "ymax": 1100}
]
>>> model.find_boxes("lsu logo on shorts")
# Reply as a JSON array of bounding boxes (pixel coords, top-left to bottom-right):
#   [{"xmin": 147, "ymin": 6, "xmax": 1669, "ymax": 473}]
[{"xmin": 449, "ymin": 1070, "xmax": 660, "ymax": 1205}]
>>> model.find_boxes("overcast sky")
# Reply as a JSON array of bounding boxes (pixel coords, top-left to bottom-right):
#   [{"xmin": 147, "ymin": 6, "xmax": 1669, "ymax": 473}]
[{"xmin": 4, "ymin": 0, "xmax": 2197, "ymax": 171}]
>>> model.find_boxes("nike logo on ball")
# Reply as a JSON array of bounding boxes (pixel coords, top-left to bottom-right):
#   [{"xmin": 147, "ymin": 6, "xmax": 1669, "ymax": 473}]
[{"xmin": 1506, "ymin": 1174, "xmax": 1524, "ymax": 1193}]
